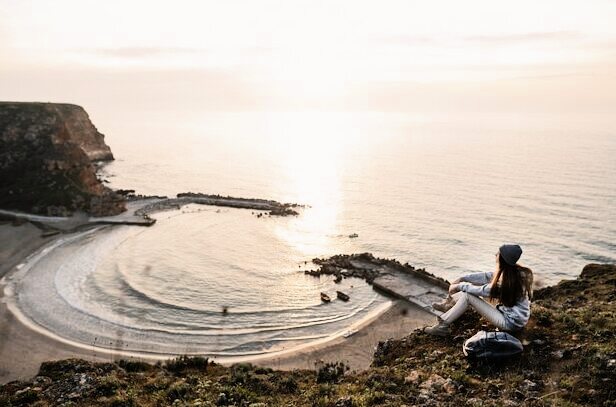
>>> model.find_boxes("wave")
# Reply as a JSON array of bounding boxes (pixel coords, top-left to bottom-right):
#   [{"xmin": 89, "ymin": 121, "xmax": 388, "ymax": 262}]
[
  {"xmin": 114, "ymin": 263, "xmax": 349, "ymax": 316},
  {"xmin": 7, "ymin": 223, "xmax": 387, "ymax": 358},
  {"xmin": 64, "ymin": 268, "xmax": 380, "ymax": 336}
]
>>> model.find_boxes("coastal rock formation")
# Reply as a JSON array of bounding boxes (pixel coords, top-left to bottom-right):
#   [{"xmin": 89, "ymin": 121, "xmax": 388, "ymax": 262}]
[
  {"xmin": 307, "ymin": 253, "xmax": 449, "ymax": 309},
  {"xmin": 0, "ymin": 102, "xmax": 125, "ymax": 216},
  {"xmin": 307, "ymin": 252, "xmax": 450, "ymax": 287}
]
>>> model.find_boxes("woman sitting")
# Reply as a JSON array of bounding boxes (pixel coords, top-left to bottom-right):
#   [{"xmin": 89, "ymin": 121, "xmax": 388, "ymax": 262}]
[{"xmin": 425, "ymin": 244, "xmax": 533, "ymax": 336}]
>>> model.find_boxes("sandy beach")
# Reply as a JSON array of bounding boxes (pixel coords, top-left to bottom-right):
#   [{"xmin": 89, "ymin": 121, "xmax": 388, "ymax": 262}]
[
  {"xmin": 0, "ymin": 222, "xmax": 93, "ymax": 383},
  {"xmin": 251, "ymin": 301, "xmax": 433, "ymax": 372},
  {"xmin": 0, "ymin": 221, "xmax": 434, "ymax": 383}
]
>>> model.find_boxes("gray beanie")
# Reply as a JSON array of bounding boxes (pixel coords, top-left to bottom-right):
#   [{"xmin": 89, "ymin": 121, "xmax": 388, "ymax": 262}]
[{"xmin": 499, "ymin": 244, "xmax": 523, "ymax": 266}]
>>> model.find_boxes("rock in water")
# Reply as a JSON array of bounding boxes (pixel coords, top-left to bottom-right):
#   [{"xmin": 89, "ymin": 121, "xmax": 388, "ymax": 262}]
[{"xmin": 0, "ymin": 102, "xmax": 125, "ymax": 216}]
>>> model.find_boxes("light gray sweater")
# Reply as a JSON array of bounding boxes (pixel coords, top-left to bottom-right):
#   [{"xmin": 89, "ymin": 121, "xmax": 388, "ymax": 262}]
[{"xmin": 457, "ymin": 271, "xmax": 531, "ymax": 330}]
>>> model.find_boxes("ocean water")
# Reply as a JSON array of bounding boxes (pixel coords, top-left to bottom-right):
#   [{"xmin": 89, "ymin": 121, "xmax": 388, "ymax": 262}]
[
  {"xmin": 10, "ymin": 110, "xmax": 616, "ymax": 357},
  {"xmin": 101, "ymin": 111, "xmax": 615, "ymax": 284}
]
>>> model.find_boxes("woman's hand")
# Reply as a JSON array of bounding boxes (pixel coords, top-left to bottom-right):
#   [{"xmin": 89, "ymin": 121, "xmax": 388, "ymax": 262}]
[
  {"xmin": 451, "ymin": 277, "xmax": 462, "ymax": 284},
  {"xmin": 448, "ymin": 283, "xmax": 461, "ymax": 295}
]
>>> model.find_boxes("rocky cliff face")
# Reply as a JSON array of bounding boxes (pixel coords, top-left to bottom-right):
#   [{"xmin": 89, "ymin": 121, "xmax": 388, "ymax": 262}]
[
  {"xmin": 50, "ymin": 103, "xmax": 114, "ymax": 162},
  {"xmin": 0, "ymin": 102, "xmax": 125, "ymax": 216}
]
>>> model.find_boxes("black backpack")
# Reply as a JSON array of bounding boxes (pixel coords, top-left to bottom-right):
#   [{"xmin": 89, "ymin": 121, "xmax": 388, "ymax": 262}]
[{"xmin": 463, "ymin": 330, "xmax": 523, "ymax": 359}]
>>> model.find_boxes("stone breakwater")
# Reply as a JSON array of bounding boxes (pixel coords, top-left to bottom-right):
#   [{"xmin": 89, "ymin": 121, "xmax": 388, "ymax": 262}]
[
  {"xmin": 306, "ymin": 253, "xmax": 449, "ymax": 287},
  {"xmin": 0, "ymin": 102, "xmax": 124, "ymax": 216},
  {"xmin": 0, "ymin": 192, "xmax": 303, "ymax": 234},
  {"xmin": 133, "ymin": 192, "xmax": 302, "ymax": 219},
  {"xmin": 305, "ymin": 253, "xmax": 450, "ymax": 312}
]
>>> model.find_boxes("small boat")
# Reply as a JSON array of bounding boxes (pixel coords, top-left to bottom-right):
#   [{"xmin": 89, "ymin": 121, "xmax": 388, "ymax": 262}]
[
  {"xmin": 348, "ymin": 233, "xmax": 358, "ymax": 238},
  {"xmin": 336, "ymin": 291, "xmax": 350, "ymax": 301},
  {"xmin": 320, "ymin": 292, "xmax": 331, "ymax": 303}
]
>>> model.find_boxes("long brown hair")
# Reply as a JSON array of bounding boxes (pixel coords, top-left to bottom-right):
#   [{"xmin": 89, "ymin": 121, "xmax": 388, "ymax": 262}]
[{"xmin": 489, "ymin": 254, "xmax": 533, "ymax": 307}]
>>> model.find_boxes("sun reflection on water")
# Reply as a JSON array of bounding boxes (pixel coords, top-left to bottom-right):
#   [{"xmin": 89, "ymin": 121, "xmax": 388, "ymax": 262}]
[{"xmin": 266, "ymin": 113, "xmax": 360, "ymax": 257}]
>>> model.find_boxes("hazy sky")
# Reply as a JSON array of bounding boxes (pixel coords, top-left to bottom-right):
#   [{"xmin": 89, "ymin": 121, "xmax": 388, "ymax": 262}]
[{"xmin": 1, "ymin": 0, "xmax": 616, "ymax": 113}]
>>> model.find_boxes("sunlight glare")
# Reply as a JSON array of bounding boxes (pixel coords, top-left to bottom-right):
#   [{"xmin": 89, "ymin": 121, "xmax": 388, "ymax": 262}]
[{"xmin": 269, "ymin": 113, "xmax": 359, "ymax": 256}]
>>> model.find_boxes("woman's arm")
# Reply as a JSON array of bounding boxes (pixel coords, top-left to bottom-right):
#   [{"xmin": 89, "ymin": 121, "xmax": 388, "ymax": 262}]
[
  {"xmin": 457, "ymin": 271, "xmax": 494, "ymax": 285},
  {"xmin": 457, "ymin": 282, "xmax": 492, "ymax": 298},
  {"xmin": 448, "ymin": 271, "xmax": 494, "ymax": 296}
]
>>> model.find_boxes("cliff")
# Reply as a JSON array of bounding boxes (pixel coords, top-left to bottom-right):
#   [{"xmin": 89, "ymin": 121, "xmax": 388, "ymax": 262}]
[
  {"xmin": 50, "ymin": 103, "xmax": 114, "ymax": 162},
  {"xmin": 1, "ymin": 263, "xmax": 613, "ymax": 406},
  {"xmin": 0, "ymin": 102, "xmax": 125, "ymax": 216}
]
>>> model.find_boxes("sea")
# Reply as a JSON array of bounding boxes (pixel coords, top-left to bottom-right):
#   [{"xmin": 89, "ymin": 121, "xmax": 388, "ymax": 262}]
[{"xmin": 10, "ymin": 110, "xmax": 616, "ymax": 358}]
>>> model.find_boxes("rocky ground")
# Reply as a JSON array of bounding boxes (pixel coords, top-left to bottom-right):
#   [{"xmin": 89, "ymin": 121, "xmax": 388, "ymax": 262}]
[{"xmin": 1, "ymin": 263, "xmax": 613, "ymax": 406}]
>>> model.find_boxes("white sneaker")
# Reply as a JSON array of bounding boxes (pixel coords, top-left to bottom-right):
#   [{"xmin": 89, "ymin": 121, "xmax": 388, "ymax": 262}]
[{"xmin": 424, "ymin": 317, "xmax": 451, "ymax": 336}]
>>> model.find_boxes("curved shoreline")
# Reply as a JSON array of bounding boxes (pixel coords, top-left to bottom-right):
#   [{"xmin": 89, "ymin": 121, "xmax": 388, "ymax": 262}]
[
  {"xmin": 4, "ymin": 273, "xmax": 394, "ymax": 363},
  {"xmin": 5, "ymin": 223, "xmax": 386, "ymax": 356},
  {"xmin": 0, "ymin": 219, "xmax": 435, "ymax": 382}
]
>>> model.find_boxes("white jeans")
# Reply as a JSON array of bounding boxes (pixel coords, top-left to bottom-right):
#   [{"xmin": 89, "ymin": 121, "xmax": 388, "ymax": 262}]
[{"xmin": 440, "ymin": 291, "xmax": 509, "ymax": 331}]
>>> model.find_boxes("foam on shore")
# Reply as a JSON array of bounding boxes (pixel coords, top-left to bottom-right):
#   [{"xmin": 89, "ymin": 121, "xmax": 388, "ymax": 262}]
[{"xmin": 1, "ymin": 211, "xmax": 390, "ymax": 361}]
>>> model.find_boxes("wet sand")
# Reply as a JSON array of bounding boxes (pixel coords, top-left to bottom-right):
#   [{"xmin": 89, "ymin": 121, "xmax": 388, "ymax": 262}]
[
  {"xmin": 0, "ymin": 222, "xmax": 101, "ymax": 383},
  {"xmin": 0, "ymin": 222, "xmax": 54, "ymax": 278},
  {"xmin": 0, "ymin": 223, "xmax": 434, "ymax": 383},
  {"xmin": 251, "ymin": 301, "xmax": 433, "ymax": 372}
]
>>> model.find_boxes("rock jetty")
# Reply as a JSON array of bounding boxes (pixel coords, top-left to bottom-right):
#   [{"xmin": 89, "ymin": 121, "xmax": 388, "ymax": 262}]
[
  {"xmin": 306, "ymin": 253, "xmax": 450, "ymax": 311},
  {"xmin": 134, "ymin": 193, "xmax": 302, "ymax": 218},
  {"xmin": 306, "ymin": 252, "xmax": 449, "ymax": 287}
]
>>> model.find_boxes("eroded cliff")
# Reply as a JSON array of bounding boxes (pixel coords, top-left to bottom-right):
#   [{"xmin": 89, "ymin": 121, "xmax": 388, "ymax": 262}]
[
  {"xmin": 50, "ymin": 103, "xmax": 114, "ymax": 161},
  {"xmin": 0, "ymin": 102, "xmax": 125, "ymax": 216}
]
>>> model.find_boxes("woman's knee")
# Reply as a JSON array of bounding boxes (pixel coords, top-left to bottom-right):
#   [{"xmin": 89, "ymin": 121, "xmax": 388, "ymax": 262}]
[{"xmin": 452, "ymin": 291, "xmax": 470, "ymax": 303}]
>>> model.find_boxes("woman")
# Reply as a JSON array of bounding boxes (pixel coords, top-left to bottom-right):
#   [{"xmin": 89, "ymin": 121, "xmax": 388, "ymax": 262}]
[{"xmin": 424, "ymin": 244, "xmax": 533, "ymax": 336}]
